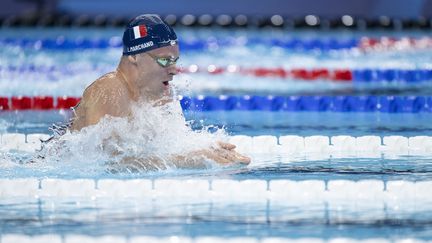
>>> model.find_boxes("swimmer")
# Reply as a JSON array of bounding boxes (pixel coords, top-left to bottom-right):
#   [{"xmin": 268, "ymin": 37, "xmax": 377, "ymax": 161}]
[{"xmin": 68, "ymin": 14, "xmax": 250, "ymax": 167}]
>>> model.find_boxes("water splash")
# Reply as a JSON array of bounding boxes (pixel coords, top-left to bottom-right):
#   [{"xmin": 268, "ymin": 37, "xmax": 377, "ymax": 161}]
[{"xmin": 36, "ymin": 100, "xmax": 228, "ymax": 173}]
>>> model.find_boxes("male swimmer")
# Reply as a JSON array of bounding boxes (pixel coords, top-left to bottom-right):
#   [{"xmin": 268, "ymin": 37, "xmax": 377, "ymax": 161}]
[{"xmin": 68, "ymin": 14, "xmax": 250, "ymax": 167}]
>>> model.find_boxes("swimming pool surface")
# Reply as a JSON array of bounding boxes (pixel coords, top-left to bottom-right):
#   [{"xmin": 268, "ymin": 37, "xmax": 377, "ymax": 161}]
[{"xmin": 1, "ymin": 27, "xmax": 432, "ymax": 242}]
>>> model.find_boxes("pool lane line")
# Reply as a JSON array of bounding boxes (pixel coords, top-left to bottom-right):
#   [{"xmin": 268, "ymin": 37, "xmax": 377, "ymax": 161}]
[
  {"xmin": 1, "ymin": 95, "xmax": 431, "ymax": 113},
  {"xmin": 4, "ymin": 64, "xmax": 432, "ymax": 83},
  {"xmin": 1, "ymin": 36, "xmax": 432, "ymax": 52},
  {"xmin": 1, "ymin": 176, "xmax": 432, "ymax": 203},
  {"xmin": 3, "ymin": 133, "xmax": 432, "ymax": 155},
  {"xmin": 179, "ymin": 66, "xmax": 432, "ymax": 83},
  {"xmin": 0, "ymin": 96, "xmax": 80, "ymax": 110}
]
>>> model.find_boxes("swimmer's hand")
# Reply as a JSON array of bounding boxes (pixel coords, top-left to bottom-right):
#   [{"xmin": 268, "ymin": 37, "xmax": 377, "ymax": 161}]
[
  {"xmin": 112, "ymin": 142, "xmax": 251, "ymax": 171},
  {"xmin": 190, "ymin": 141, "xmax": 251, "ymax": 165}
]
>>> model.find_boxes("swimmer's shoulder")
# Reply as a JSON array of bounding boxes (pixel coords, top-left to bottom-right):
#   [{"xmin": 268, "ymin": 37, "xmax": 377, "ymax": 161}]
[
  {"xmin": 83, "ymin": 72, "xmax": 117, "ymax": 92},
  {"xmin": 81, "ymin": 71, "xmax": 131, "ymax": 115},
  {"xmin": 82, "ymin": 72, "xmax": 128, "ymax": 100}
]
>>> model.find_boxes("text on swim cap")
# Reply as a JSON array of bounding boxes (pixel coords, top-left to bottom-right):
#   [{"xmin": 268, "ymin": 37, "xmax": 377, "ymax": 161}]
[{"xmin": 127, "ymin": 41, "xmax": 154, "ymax": 52}]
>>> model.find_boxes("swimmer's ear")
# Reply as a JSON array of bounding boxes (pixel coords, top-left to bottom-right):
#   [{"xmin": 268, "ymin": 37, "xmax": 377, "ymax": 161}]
[{"xmin": 128, "ymin": 55, "xmax": 138, "ymax": 65}]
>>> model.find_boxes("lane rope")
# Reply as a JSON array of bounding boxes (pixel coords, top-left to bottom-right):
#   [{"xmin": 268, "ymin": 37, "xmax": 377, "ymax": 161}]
[
  {"xmin": 1, "ymin": 133, "xmax": 432, "ymax": 155},
  {"xmin": 1, "ymin": 95, "xmax": 431, "ymax": 112},
  {"xmin": 0, "ymin": 177, "xmax": 431, "ymax": 202},
  {"xmin": 2, "ymin": 64, "xmax": 432, "ymax": 82},
  {"xmin": 2, "ymin": 36, "xmax": 432, "ymax": 52}
]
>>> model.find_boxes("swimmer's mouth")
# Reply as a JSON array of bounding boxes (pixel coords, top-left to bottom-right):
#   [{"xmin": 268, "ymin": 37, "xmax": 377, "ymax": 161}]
[{"xmin": 162, "ymin": 81, "xmax": 169, "ymax": 86}]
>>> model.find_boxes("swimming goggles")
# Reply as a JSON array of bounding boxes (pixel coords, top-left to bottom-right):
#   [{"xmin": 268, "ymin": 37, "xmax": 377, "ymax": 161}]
[{"xmin": 147, "ymin": 53, "xmax": 179, "ymax": 68}]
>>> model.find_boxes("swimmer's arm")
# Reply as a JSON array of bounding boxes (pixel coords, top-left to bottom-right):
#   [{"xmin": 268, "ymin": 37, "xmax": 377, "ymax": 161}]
[
  {"xmin": 111, "ymin": 156, "xmax": 168, "ymax": 172},
  {"xmin": 111, "ymin": 142, "xmax": 250, "ymax": 171}
]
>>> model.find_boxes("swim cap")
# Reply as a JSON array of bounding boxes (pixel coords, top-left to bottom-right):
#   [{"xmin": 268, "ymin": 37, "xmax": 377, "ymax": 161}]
[{"xmin": 122, "ymin": 14, "xmax": 178, "ymax": 55}]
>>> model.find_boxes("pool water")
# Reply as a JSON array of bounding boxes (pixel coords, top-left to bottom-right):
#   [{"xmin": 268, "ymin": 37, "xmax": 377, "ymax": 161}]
[
  {"xmin": 2, "ymin": 111, "xmax": 432, "ymax": 136},
  {"xmin": 1, "ymin": 27, "xmax": 432, "ymax": 241},
  {"xmin": 2, "ymin": 196, "xmax": 432, "ymax": 239}
]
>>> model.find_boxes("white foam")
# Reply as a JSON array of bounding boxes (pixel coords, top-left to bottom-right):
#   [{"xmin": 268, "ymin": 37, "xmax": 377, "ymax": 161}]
[
  {"xmin": 1, "ymin": 133, "xmax": 26, "ymax": 151},
  {"xmin": 35, "ymin": 101, "xmax": 228, "ymax": 171},
  {"xmin": 26, "ymin": 133, "xmax": 51, "ymax": 151}
]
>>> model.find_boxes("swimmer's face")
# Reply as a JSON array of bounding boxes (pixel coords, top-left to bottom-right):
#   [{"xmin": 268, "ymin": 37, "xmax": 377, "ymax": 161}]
[{"xmin": 132, "ymin": 45, "xmax": 179, "ymax": 100}]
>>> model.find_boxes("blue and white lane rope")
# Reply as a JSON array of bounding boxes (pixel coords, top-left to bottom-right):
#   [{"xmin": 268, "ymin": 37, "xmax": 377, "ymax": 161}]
[
  {"xmin": 180, "ymin": 95, "xmax": 432, "ymax": 112},
  {"xmin": 2, "ymin": 36, "xmax": 431, "ymax": 51},
  {"xmin": 0, "ymin": 36, "xmax": 358, "ymax": 51}
]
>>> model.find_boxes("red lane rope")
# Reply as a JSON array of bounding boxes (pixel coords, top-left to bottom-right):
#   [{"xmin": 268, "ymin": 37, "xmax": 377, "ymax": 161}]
[
  {"xmin": 359, "ymin": 37, "xmax": 432, "ymax": 51},
  {"xmin": 175, "ymin": 36, "xmax": 431, "ymax": 81},
  {"xmin": 1, "ymin": 96, "xmax": 80, "ymax": 111},
  {"xmin": 178, "ymin": 66, "xmax": 353, "ymax": 81}
]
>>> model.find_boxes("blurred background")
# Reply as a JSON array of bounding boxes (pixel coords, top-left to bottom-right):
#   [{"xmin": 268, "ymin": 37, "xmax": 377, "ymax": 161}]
[{"xmin": 2, "ymin": 0, "xmax": 432, "ymax": 19}]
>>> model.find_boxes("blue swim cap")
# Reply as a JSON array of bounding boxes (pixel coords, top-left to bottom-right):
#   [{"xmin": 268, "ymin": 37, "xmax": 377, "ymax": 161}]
[{"xmin": 122, "ymin": 14, "xmax": 178, "ymax": 56}]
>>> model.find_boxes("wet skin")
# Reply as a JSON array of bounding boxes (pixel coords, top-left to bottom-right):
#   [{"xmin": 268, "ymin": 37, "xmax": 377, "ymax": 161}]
[{"xmin": 70, "ymin": 45, "xmax": 250, "ymax": 166}]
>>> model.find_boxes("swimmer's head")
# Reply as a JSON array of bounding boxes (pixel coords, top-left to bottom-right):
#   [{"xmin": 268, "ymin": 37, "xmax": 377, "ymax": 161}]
[{"xmin": 122, "ymin": 14, "xmax": 178, "ymax": 56}]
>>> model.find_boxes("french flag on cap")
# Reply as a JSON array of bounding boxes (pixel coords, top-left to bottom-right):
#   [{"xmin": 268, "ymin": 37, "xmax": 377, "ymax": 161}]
[{"xmin": 133, "ymin": 25, "xmax": 148, "ymax": 39}]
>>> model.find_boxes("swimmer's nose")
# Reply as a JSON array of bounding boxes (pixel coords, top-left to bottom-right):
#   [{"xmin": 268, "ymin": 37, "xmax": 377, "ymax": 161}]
[{"xmin": 167, "ymin": 64, "xmax": 178, "ymax": 76}]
